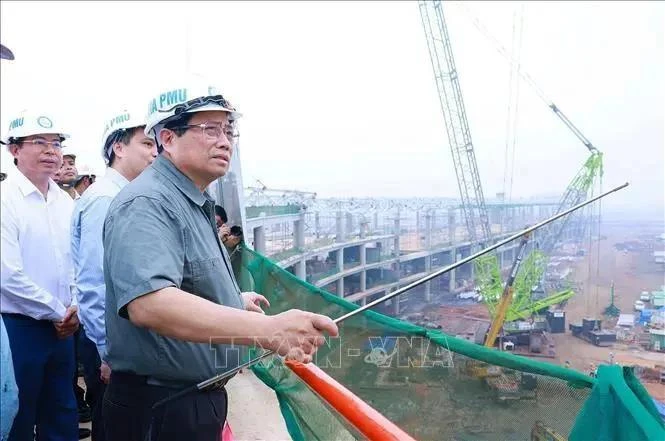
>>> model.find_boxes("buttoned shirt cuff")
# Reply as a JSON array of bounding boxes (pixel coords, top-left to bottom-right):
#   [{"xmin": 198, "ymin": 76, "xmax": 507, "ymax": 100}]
[{"xmin": 97, "ymin": 343, "xmax": 108, "ymax": 363}]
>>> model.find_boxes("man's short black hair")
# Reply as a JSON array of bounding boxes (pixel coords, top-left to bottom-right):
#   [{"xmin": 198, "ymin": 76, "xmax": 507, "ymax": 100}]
[
  {"xmin": 215, "ymin": 205, "xmax": 228, "ymax": 224},
  {"xmin": 230, "ymin": 225, "xmax": 243, "ymax": 237},
  {"xmin": 107, "ymin": 126, "xmax": 144, "ymax": 166},
  {"xmin": 74, "ymin": 174, "xmax": 95, "ymax": 187}
]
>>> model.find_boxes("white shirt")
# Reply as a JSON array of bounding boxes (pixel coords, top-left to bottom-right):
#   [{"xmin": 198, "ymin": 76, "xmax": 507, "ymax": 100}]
[{"xmin": 1, "ymin": 171, "xmax": 76, "ymax": 321}]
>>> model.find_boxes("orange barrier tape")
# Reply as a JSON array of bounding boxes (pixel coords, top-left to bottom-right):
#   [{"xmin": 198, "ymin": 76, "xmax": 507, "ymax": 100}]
[{"xmin": 285, "ymin": 360, "xmax": 418, "ymax": 441}]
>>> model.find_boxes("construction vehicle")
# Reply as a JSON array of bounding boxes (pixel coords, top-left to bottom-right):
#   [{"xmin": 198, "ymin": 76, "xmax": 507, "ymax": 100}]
[{"xmin": 569, "ymin": 318, "xmax": 616, "ymax": 347}]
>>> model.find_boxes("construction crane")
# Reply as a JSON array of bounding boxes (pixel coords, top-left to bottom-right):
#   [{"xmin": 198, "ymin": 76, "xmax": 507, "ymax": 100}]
[
  {"xmin": 452, "ymin": 1, "xmax": 605, "ymax": 260},
  {"xmin": 418, "ymin": 0, "xmax": 492, "ymax": 245},
  {"xmin": 419, "ymin": 1, "xmax": 602, "ymax": 332},
  {"xmin": 418, "ymin": 0, "xmax": 504, "ymax": 319}
]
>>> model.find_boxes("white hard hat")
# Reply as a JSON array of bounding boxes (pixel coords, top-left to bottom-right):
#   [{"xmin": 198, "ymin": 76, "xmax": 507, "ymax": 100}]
[
  {"xmin": 101, "ymin": 107, "xmax": 147, "ymax": 164},
  {"xmin": 1, "ymin": 109, "xmax": 69, "ymax": 145},
  {"xmin": 144, "ymin": 75, "xmax": 241, "ymax": 138}
]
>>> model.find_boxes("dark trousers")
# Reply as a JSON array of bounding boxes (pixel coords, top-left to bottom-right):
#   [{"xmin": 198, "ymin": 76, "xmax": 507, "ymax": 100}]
[
  {"xmin": 78, "ymin": 327, "xmax": 106, "ymax": 441},
  {"xmin": 2, "ymin": 314, "xmax": 78, "ymax": 441},
  {"xmin": 72, "ymin": 329, "xmax": 87, "ymax": 413},
  {"xmin": 103, "ymin": 372, "xmax": 228, "ymax": 441}
]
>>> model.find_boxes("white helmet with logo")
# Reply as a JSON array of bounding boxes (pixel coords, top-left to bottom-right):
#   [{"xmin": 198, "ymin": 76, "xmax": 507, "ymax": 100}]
[
  {"xmin": 101, "ymin": 107, "xmax": 147, "ymax": 164},
  {"xmin": 144, "ymin": 75, "xmax": 241, "ymax": 139},
  {"xmin": 1, "ymin": 109, "xmax": 70, "ymax": 145}
]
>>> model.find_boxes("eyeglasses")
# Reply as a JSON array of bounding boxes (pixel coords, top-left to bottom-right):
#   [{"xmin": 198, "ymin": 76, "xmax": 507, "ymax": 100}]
[
  {"xmin": 171, "ymin": 122, "xmax": 239, "ymax": 141},
  {"xmin": 22, "ymin": 139, "xmax": 63, "ymax": 149}
]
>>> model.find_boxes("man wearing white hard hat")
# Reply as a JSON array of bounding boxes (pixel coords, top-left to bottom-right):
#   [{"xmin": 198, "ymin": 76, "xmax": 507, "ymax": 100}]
[
  {"xmin": 58, "ymin": 153, "xmax": 79, "ymax": 199},
  {"xmin": 0, "ymin": 107, "xmax": 80, "ymax": 440},
  {"xmin": 101, "ymin": 78, "xmax": 338, "ymax": 441},
  {"xmin": 71, "ymin": 107, "xmax": 157, "ymax": 441}
]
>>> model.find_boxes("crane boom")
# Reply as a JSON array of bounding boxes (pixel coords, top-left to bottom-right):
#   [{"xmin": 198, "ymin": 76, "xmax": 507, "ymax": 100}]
[
  {"xmin": 418, "ymin": 0, "xmax": 492, "ymax": 244},
  {"xmin": 484, "ymin": 231, "xmax": 531, "ymax": 347},
  {"xmin": 549, "ymin": 104, "xmax": 598, "ymax": 154}
]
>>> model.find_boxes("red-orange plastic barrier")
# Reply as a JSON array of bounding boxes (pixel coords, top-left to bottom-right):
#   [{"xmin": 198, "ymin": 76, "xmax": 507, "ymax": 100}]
[{"xmin": 285, "ymin": 360, "xmax": 418, "ymax": 441}]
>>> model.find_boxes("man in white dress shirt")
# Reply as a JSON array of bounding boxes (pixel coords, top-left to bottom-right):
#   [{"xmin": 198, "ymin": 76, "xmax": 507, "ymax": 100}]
[{"xmin": 0, "ymin": 109, "xmax": 80, "ymax": 440}]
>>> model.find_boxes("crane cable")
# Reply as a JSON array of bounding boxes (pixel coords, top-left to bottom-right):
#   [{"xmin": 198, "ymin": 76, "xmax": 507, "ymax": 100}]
[
  {"xmin": 585, "ymin": 183, "xmax": 595, "ymax": 317},
  {"xmin": 502, "ymin": 3, "xmax": 525, "ymax": 204},
  {"xmin": 594, "ymin": 174, "xmax": 603, "ymax": 319},
  {"xmin": 452, "ymin": 2, "xmax": 551, "ymax": 108},
  {"xmin": 457, "ymin": 2, "xmax": 606, "ymax": 316}
]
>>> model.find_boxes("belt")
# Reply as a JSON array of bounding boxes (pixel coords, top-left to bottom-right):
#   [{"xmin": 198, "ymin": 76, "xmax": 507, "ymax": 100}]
[
  {"xmin": 112, "ymin": 371, "xmax": 229, "ymax": 391},
  {"xmin": 146, "ymin": 377, "xmax": 229, "ymax": 391}
]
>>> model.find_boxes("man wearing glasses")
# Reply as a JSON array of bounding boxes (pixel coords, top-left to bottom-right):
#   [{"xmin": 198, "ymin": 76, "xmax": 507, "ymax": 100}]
[
  {"xmin": 0, "ymin": 109, "xmax": 80, "ymax": 440},
  {"xmin": 101, "ymin": 78, "xmax": 338, "ymax": 441}
]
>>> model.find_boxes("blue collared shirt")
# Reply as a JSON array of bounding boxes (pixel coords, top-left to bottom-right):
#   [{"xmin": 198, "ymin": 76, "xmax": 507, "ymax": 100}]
[{"xmin": 71, "ymin": 167, "xmax": 129, "ymax": 361}]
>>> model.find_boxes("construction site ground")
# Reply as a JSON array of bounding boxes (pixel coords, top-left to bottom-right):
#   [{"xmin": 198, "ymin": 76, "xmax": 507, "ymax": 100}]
[
  {"xmin": 232, "ymin": 220, "xmax": 665, "ymax": 441},
  {"xmin": 414, "ymin": 221, "xmax": 665, "ymax": 401},
  {"xmin": 549, "ymin": 221, "xmax": 665, "ymax": 401}
]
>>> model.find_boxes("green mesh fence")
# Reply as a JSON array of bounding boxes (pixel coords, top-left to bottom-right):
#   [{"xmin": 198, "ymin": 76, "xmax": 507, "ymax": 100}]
[{"xmin": 236, "ymin": 247, "xmax": 665, "ymax": 441}]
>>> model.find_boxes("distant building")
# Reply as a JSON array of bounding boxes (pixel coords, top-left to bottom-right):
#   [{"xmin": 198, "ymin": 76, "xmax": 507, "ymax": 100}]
[
  {"xmin": 649, "ymin": 328, "xmax": 665, "ymax": 352},
  {"xmin": 617, "ymin": 314, "xmax": 635, "ymax": 328}
]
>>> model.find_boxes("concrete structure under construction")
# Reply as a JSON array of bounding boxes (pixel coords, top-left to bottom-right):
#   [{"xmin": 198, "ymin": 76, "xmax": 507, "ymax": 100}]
[{"xmin": 243, "ymin": 200, "xmax": 591, "ymax": 315}]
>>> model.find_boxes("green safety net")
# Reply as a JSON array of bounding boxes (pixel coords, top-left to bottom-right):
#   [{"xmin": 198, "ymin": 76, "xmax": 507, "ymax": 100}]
[
  {"xmin": 236, "ymin": 247, "xmax": 664, "ymax": 441},
  {"xmin": 569, "ymin": 365, "xmax": 664, "ymax": 441}
]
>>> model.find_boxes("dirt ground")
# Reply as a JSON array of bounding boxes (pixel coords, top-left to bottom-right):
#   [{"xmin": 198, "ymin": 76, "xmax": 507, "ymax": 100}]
[
  {"xmin": 543, "ymin": 222, "xmax": 665, "ymax": 400},
  {"xmin": 428, "ymin": 222, "xmax": 665, "ymax": 401}
]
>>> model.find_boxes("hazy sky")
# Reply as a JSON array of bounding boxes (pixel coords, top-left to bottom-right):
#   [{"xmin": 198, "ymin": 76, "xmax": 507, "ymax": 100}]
[{"xmin": 1, "ymin": 1, "xmax": 663, "ymax": 217}]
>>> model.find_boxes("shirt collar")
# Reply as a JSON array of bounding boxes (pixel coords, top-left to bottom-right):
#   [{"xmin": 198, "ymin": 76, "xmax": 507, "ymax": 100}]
[
  {"xmin": 14, "ymin": 170, "xmax": 61, "ymax": 200},
  {"xmin": 152, "ymin": 155, "xmax": 209, "ymax": 206},
  {"xmin": 105, "ymin": 167, "xmax": 130, "ymax": 189}
]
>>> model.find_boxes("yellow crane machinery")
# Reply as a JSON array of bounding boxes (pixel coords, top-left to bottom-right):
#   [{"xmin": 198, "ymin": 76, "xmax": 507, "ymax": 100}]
[
  {"xmin": 461, "ymin": 232, "xmax": 531, "ymax": 378},
  {"xmin": 484, "ymin": 231, "xmax": 531, "ymax": 348}
]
